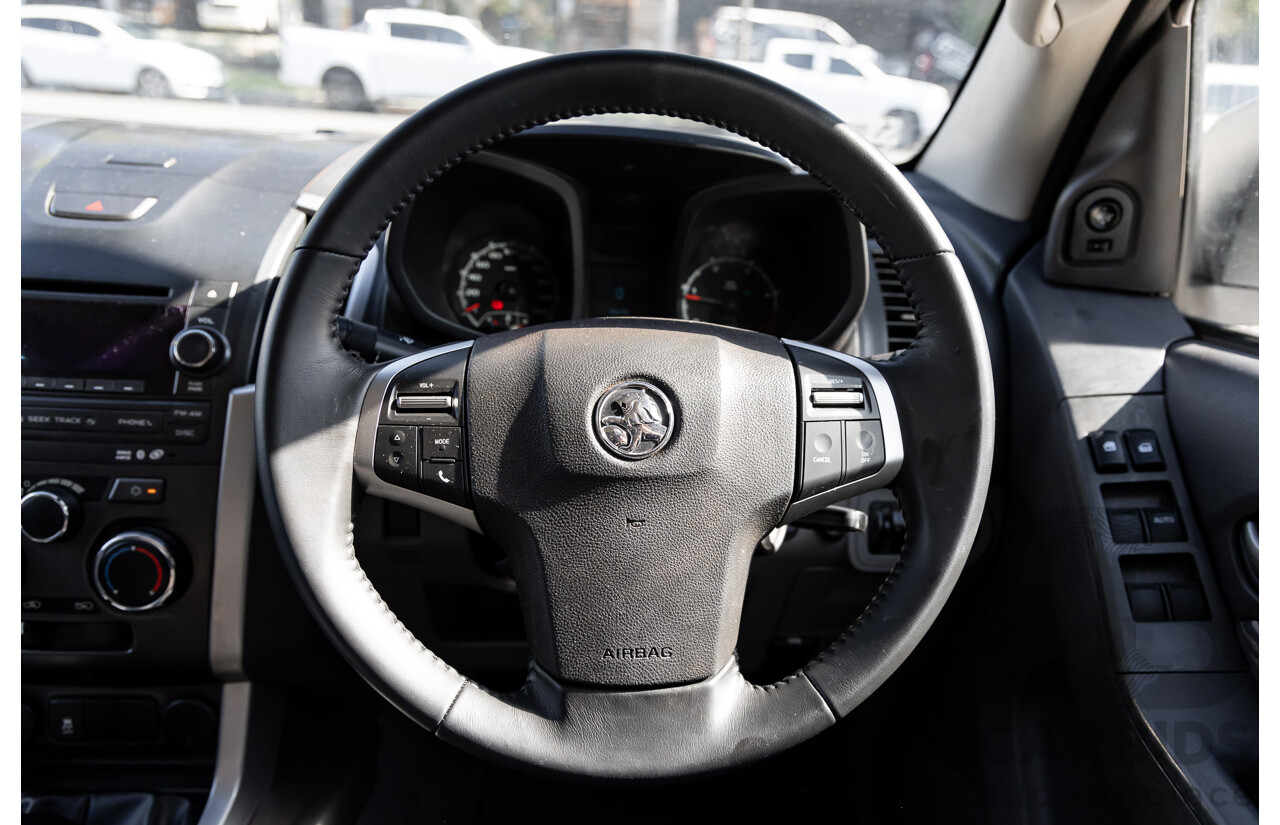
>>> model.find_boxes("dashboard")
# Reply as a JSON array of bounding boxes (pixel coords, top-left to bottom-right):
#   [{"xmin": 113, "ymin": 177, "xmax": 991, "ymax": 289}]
[
  {"xmin": 373, "ymin": 129, "xmax": 870, "ymax": 347},
  {"xmin": 18, "ymin": 116, "xmax": 894, "ymax": 800}
]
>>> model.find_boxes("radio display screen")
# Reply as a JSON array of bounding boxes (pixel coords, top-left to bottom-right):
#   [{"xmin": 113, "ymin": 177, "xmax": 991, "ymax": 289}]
[{"xmin": 22, "ymin": 298, "xmax": 187, "ymax": 391}]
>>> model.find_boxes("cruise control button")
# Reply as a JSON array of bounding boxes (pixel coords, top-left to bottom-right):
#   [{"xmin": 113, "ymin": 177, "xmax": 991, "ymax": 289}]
[
  {"xmin": 843, "ymin": 420, "xmax": 886, "ymax": 482},
  {"xmin": 374, "ymin": 426, "xmax": 418, "ymax": 488},
  {"xmin": 801, "ymin": 421, "xmax": 843, "ymax": 497},
  {"xmin": 421, "ymin": 427, "xmax": 462, "ymax": 460},
  {"xmin": 420, "ymin": 459, "xmax": 466, "ymax": 505}
]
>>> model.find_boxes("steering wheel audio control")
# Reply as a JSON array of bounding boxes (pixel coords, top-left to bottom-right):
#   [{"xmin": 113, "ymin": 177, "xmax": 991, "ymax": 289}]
[
  {"xmin": 359, "ymin": 343, "xmax": 473, "ymax": 515},
  {"xmin": 21, "ymin": 488, "xmax": 81, "ymax": 543},
  {"xmin": 92, "ymin": 531, "xmax": 177, "ymax": 612},
  {"xmin": 169, "ymin": 327, "xmax": 229, "ymax": 375}
]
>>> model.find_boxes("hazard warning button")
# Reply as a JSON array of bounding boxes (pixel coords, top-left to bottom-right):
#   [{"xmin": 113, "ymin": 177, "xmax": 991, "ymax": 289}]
[{"xmin": 49, "ymin": 192, "xmax": 158, "ymax": 222}]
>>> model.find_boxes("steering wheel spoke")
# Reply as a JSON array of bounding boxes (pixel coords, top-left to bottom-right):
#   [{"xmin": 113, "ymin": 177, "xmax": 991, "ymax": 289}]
[
  {"xmin": 353, "ymin": 341, "xmax": 480, "ymax": 531},
  {"xmin": 781, "ymin": 340, "xmax": 904, "ymax": 524}
]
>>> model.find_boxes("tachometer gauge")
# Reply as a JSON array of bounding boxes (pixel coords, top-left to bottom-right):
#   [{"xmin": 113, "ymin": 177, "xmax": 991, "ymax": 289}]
[
  {"xmin": 678, "ymin": 257, "xmax": 779, "ymax": 332},
  {"xmin": 454, "ymin": 240, "xmax": 558, "ymax": 332}
]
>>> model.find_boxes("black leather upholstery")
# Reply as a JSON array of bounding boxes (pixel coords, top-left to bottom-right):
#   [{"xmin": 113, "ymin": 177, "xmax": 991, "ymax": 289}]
[{"xmin": 257, "ymin": 50, "xmax": 994, "ymax": 779}]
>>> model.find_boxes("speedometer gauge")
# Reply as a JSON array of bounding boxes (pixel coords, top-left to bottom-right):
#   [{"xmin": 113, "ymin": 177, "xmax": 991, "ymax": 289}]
[
  {"xmin": 454, "ymin": 240, "xmax": 558, "ymax": 332},
  {"xmin": 678, "ymin": 258, "xmax": 779, "ymax": 332}
]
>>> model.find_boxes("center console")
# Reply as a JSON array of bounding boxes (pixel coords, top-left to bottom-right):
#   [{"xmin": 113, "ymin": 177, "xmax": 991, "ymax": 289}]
[{"xmin": 20, "ymin": 275, "xmax": 269, "ymax": 793}]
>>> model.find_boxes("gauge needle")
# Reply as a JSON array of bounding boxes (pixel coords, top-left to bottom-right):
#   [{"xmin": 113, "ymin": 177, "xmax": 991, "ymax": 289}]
[{"xmin": 683, "ymin": 294, "xmax": 723, "ymax": 306}]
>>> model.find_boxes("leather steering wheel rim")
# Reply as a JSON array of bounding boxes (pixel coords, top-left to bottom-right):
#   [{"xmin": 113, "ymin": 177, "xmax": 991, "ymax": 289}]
[{"xmin": 256, "ymin": 50, "xmax": 994, "ymax": 780}]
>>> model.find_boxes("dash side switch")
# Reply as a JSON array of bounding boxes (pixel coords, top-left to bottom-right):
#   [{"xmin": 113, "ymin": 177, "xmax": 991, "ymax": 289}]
[
  {"xmin": 1124, "ymin": 429, "xmax": 1165, "ymax": 471},
  {"xmin": 1089, "ymin": 430, "xmax": 1127, "ymax": 473}
]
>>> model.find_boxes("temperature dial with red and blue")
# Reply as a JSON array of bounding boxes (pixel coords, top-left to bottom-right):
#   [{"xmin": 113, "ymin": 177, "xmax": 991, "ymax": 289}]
[{"xmin": 92, "ymin": 531, "xmax": 177, "ymax": 612}]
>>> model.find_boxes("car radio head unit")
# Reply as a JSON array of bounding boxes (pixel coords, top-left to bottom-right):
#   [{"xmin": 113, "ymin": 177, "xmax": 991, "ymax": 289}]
[{"xmin": 22, "ymin": 298, "xmax": 187, "ymax": 395}]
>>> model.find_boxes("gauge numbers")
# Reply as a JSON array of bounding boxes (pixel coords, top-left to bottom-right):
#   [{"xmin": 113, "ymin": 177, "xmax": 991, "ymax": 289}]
[
  {"xmin": 455, "ymin": 240, "xmax": 558, "ymax": 332},
  {"xmin": 679, "ymin": 257, "xmax": 779, "ymax": 333}
]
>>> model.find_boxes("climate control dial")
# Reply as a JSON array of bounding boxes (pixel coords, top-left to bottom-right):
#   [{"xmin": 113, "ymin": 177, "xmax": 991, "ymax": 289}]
[
  {"xmin": 21, "ymin": 489, "xmax": 80, "ymax": 543},
  {"xmin": 92, "ymin": 531, "xmax": 177, "ymax": 612}
]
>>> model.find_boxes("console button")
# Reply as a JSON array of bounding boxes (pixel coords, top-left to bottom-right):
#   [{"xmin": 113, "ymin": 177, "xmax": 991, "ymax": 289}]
[
  {"xmin": 85, "ymin": 378, "xmax": 115, "ymax": 393},
  {"xmin": 191, "ymin": 281, "xmax": 238, "ymax": 307},
  {"xmin": 48, "ymin": 699, "xmax": 83, "ymax": 741},
  {"xmin": 1088, "ymin": 430, "xmax": 1127, "ymax": 472},
  {"xmin": 22, "ymin": 408, "xmax": 103, "ymax": 432},
  {"xmin": 169, "ymin": 403, "xmax": 210, "ymax": 423},
  {"xmin": 115, "ymin": 380, "xmax": 145, "ymax": 394},
  {"xmin": 1107, "ymin": 509, "xmax": 1146, "ymax": 544},
  {"xmin": 801, "ymin": 421, "xmax": 843, "ymax": 497},
  {"xmin": 420, "ymin": 459, "xmax": 466, "ymax": 505},
  {"xmin": 109, "ymin": 411, "xmax": 166, "ymax": 433},
  {"xmin": 166, "ymin": 423, "xmax": 207, "ymax": 443},
  {"xmin": 843, "ymin": 420, "xmax": 885, "ymax": 482},
  {"xmin": 174, "ymin": 376, "xmax": 211, "ymax": 395},
  {"xmin": 49, "ymin": 193, "xmax": 156, "ymax": 221},
  {"xmin": 1124, "ymin": 429, "xmax": 1165, "ymax": 471},
  {"xmin": 53, "ymin": 378, "xmax": 83, "ymax": 391},
  {"xmin": 26, "ymin": 377, "xmax": 55, "ymax": 390},
  {"xmin": 374, "ymin": 426, "xmax": 417, "ymax": 488},
  {"xmin": 421, "ymin": 427, "xmax": 463, "ymax": 460},
  {"xmin": 108, "ymin": 478, "xmax": 166, "ymax": 504},
  {"xmin": 1143, "ymin": 507, "xmax": 1186, "ymax": 543}
]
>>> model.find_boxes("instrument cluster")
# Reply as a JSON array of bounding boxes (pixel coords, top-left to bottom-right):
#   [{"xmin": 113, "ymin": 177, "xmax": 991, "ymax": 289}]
[{"xmin": 385, "ymin": 148, "xmax": 868, "ymax": 345}]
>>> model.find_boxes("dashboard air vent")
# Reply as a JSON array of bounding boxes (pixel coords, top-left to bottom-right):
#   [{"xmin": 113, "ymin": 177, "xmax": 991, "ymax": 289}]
[{"xmin": 871, "ymin": 246, "xmax": 917, "ymax": 351}]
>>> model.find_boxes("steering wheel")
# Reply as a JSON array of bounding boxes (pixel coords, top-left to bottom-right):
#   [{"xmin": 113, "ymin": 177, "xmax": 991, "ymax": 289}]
[{"xmin": 256, "ymin": 51, "xmax": 993, "ymax": 780}]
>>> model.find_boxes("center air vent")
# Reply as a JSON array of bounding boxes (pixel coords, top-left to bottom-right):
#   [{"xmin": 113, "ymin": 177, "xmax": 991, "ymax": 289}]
[{"xmin": 871, "ymin": 245, "xmax": 917, "ymax": 351}]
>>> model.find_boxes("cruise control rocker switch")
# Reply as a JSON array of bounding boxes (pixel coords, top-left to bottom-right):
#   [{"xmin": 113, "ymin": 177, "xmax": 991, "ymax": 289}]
[{"xmin": 783, "ymin": 341, "xmax": 903, "ymax": 524}]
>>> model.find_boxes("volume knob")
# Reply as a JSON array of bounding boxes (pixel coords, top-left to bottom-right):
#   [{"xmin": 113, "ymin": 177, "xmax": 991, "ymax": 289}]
[
  {"xmin": 21, "ymin": 489, "xmax": 80, "ymax": 543},
  {"xmin": 170, "ymin": 328, "xmax": 228, "ymax": 375}
]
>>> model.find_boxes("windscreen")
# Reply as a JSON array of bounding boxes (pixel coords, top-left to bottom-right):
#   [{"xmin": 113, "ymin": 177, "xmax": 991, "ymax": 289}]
[{"xmin": 19, "ymin": 0, "xmax": 1001, "ymax": 162}]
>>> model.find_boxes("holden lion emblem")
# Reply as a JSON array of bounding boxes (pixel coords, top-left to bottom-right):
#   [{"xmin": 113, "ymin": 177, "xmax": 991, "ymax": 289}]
[{"xmin": 594, "ymin": 381, "xmax": 675, "ymax": 459}]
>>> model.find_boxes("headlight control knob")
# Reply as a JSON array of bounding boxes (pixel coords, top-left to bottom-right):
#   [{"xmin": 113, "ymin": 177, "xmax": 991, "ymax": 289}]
[
  {"xmin": 169, "ymin": 327, "xmax": 229, "ymax": 375},
  {"xmin": 93, "ymin": 531, "xmax": 178, "ymax": 612},
  {"xmin": 21, "ymin": 489, "xmax": 80, "ymax": 543}
]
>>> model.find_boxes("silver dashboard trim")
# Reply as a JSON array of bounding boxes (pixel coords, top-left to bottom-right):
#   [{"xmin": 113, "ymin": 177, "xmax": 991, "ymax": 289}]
[
  {"xmin": 352, "ymin": 341, "xmax": 482, "ymax": 533},
  {"xmin": 209, "ymin": 386, "xmax": 256, "ymax": 679}
]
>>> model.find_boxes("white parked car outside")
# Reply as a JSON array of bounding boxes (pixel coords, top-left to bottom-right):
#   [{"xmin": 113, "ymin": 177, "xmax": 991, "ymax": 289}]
[
  {"xmin": 196, "ymin": 0, "xmax": 279, "ymax": 34},
  {"xmin": 710, "ymin": 7, "xmax": 880, "ymax": 65},
  {"xmin": 279, "ymin": 9, "xmax": 547, "ymax": 110},
  {"xmin": 733, "ymin": 39, "xmax": 950, "ymax": 150},
  {"xmin": 21, "ymin": 5, "xmax": 226, "ymax": 99}
]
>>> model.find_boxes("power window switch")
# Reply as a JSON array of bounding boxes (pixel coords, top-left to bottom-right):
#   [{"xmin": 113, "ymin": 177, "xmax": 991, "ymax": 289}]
[
  {"xmin": 1088, "ymin": 431, "xmax": 1127, "ymax": 472},
  {"xmin": 1124, "ymin": 429, "xmax": 1165, "ymax": 471},
  {"xmin": 1108, "ymin": 509, "xmax": 1146, "ymax": 544},
  {"xmin": 1126, "ymin": 584, "xmax": 1168, "ymax": 622},
  {"xmin": 1143, "ymin": 508, "xmax": 1186, "ymax": 543},
  {"xmin": 1165, "ymin": 583, "xmax": 1210, "ymax": 621}
]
